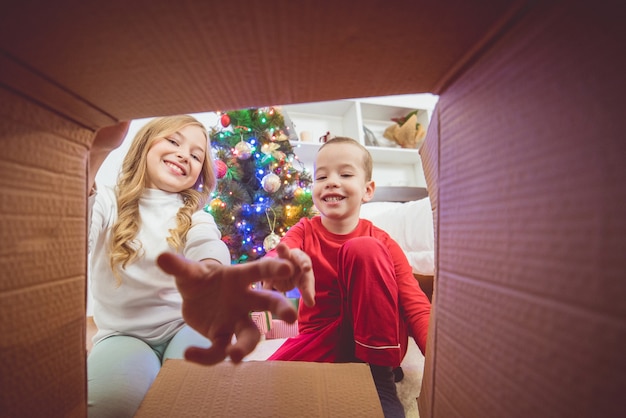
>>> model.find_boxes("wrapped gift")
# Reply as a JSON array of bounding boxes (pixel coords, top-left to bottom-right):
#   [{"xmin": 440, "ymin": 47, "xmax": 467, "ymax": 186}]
[
  {"xmin": 250, "ymin": 311, "xmax": 272, "ymax": 335},
  {"xmin": 265, "ymin": 319, "xmax": 299, "ymax": 339}
]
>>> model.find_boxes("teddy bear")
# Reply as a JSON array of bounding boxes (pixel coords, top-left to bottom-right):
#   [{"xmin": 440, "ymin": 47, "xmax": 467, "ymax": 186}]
[{"xmin": 382, "ymin": 110, "xmax": 427, "ymax": 149}]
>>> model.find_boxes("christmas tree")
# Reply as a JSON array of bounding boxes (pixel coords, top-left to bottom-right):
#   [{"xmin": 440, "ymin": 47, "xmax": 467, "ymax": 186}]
[{"xmin": 206, "ymin": 107, "xmax": 315, "ymax": 264}]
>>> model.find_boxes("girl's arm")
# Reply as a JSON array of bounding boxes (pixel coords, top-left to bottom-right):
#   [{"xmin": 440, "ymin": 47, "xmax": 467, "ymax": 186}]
[
  {"xmin": 156, "ymin": 252, "xmax": 305, "ymax": 365},
  {"xmin": 88, "ymin": 121, "xmax": 130, "ymax": 193}
]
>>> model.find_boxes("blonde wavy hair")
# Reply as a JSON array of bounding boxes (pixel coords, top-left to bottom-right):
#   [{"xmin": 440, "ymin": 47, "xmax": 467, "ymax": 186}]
[{"xmin": 109, "ymin": 115, "xmax": 217, "ymax": 284}]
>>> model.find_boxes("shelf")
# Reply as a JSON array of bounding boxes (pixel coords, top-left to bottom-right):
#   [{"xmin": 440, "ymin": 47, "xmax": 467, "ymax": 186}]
[
  {"xmin": 357, "ymin": 93, "xmax": 439, "ymax": 110},
  {"xmin": 291, "ymin": 142, "xmax": 420, "ymax": 164},
  {"xmin": 282, "ymin": 94, "xmax": 438, "ymax": 188},
  {"xmin": 360, "ymin": 102, "xmax": 415, "ymax": 121},
  {"xmin": 279, "ymin": 100, "xmax": 354, "ymax": 116}
]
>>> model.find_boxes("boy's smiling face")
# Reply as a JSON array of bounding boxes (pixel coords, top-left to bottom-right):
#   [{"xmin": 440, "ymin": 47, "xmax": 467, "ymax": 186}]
[{"xmin": 313, "ymin": 141, "xmax": 375, "ymax": 233}]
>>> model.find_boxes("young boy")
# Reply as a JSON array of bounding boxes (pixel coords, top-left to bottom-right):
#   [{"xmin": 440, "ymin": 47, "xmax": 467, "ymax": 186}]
[{"xmin": 265, "ymin": 137, "xmax": 432, "ymax": 417}]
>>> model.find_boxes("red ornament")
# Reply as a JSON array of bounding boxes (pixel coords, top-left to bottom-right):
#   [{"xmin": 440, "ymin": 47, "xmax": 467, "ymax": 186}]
[
  {"xmin": 221, "ymin": 235, "xmax": 233, "ymax": 246},
  {"xmin": 215, "ymin": 160, "xmax": 228, "ymax": 179},
  {"xmin": 220, "ymin": 114, "xmax": 231, "ymax": 127}
]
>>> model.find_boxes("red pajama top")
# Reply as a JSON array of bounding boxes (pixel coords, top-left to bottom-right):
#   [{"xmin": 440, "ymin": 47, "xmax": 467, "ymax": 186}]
[{"xmin": 267, "ymin": 216, "xmax": 431, "ymax": 365}]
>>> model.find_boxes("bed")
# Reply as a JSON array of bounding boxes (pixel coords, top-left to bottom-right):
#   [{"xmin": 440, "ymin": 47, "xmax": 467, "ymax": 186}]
[
  {"xmin": 247, "ymin": 186, "xmax": 434, "ymax": 418},
  {"xmin": 361, "ymin": 186, "xmax": 434, "ymax": 287}
]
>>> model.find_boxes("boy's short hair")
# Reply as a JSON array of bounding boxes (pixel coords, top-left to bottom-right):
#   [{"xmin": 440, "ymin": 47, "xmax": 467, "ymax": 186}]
[{"xmin": 318, "ymin": 137, "xmax": 373, "ymax": 181}]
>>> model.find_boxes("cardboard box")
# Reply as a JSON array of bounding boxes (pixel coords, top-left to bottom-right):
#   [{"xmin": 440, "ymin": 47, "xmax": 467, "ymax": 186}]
[
  {"xmin": 135, "ymin": 360, "xmax": 383, "ymax": 417},
  {"xmin": 417, "ymin": 3, "xmax": 626, "ymax": 417},
  {"xmin": 0, "ymin": 1, "xmax": 624, "ymax": 417}
]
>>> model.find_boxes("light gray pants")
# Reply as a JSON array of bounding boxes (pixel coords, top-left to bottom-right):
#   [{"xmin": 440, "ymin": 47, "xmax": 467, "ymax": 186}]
[{"xmin": 87, "ymin": 325, "xmax": 210, "ymax": 418}]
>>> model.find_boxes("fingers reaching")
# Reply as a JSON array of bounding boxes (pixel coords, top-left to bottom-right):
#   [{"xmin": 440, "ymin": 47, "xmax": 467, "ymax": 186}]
[
  {"xmin": 275, "ymin": 242, "xmax": 291, "ymax": 258},
  {"xmin": 184, "ymin": 337, "xmax": 229, "ymax": 366},
  {"xmin": 156, "ymin": 251, "xmax": 309, "ymax": 367},
  {"xmin": 227, "ymin": 320, "xmax": 262, "ymax": 363},
  {"xmin": 299, "ymin": 270, "xmax": 316, "ymax": 308},
  {"xmin": 157, "ymin": 252, "xmax": 190, "ymax": 276},
  {"xmin": 157, "ymin": 252, "xmax": 204, "ymax": 298},
  {"xmin": 233, "ymin": 257, "xmax": 294, "ymax": 284},
  {"xmin": 274, "ymin": 244, "xmax": 315, "ymax": 308},
  {"xmin": 247, "ymin": 289, "xmax": 297, "ymax": 324}
]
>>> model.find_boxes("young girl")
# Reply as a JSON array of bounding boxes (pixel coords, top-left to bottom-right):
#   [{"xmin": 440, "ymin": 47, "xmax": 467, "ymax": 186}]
[{"xmin": 87, "ymin": 116, "xmax": 308, "ymax": 418}]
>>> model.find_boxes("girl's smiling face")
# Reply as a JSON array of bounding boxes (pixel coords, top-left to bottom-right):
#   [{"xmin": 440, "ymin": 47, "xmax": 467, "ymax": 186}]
[
  {"xmin": 313, "ymin": 141, "xmax": 375, "ymax": 233},
  {"xmin": 145, "ymin": 124, "xmax": 207, "ymax": 193}
]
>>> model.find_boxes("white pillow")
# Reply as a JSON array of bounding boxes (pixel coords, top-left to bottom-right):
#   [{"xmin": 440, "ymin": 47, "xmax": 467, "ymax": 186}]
[{"xmin": 360, "ymin": 198, "xmax": 434, "ymax": 275}]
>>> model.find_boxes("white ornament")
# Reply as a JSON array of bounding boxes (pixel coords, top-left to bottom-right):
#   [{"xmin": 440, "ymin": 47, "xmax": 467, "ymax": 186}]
[
  {"xmin": 235, "ymin": 141, "xmax": 252, "ymax": 159},
  {"xmin": 261, "ymin": 173, "xmax": 281, "ymax": 193}
]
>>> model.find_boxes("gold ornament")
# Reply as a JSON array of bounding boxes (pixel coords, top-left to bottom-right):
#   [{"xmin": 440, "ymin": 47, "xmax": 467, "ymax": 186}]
[
  {"xmin": 235, "ymin": 139, "xmax": 252, "ymax": 159},
  {"xmin": 263, "ymin": 208, "xmax": 281, "ymax": 252},
  {"xmin": 263, "ymin": 233, "xmax": 281, "ymax": 252}
]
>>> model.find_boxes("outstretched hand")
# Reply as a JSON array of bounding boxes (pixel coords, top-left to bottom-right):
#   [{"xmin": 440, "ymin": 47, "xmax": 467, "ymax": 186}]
[
  {"xmin": 157, "ymin": 253, "xmax": 300, "ymax": 365},
  {"xmin": 263, "ymin": 243, "xmax": 316, "ymax": 308}
]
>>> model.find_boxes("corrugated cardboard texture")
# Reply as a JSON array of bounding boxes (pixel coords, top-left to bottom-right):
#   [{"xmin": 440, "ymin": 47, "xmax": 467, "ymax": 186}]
[
  {"xmin": 0, "ymin": 88, "xmax": 92, "ymax": 417},
  {"xmin": 0, "ymin": 1, "xmax": 518, "ymax": 123},
  {"xmin": 0, "ymin": 2, "xmax": 529, "ymax": 416},
  {"xmin": 419, "ymin": 106, "xmax": 439, "ymax": 213},
  {"xmin": 1, "ymin": 0, "xmax": 625, "ymax": 417},
  {"xmin": 417, "ymin": 105, "xmax": 439, "ymax": 418},
  {"xmin": 135, "ymin": 360, "xmax": 383, "ymax": 418},
  {"xmin": 419, "ymin": 2, "xmax": 626, "ymax": 417}
]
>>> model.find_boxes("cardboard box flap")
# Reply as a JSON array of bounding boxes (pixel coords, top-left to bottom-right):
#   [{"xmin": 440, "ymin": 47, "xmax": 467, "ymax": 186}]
[
  {"xmin": 0, "ymin": 1, "xmax": 522, "ymax": 124},
  {"xmin": 135, "ymin": 360, "xmax": 384, "ymax": 418}
]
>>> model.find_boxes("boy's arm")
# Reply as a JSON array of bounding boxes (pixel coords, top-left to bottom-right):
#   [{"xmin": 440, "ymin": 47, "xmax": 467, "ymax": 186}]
[
  {"xmin": 267, "ymin": 243, "xmax": 315, "ymax": 308},
  {"xmin": 88, "ymin": 121, "xmax": 130, "ymax": 193},
  {"xmin": 263, "ymin": 221, "xmax": 316, "ymax": 308}
]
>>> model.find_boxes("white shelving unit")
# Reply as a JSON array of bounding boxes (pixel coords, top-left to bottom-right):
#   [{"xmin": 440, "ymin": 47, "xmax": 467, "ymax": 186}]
[{"xmin": 281, "ymin": 93, "xmax": 438, "ymax": 188}]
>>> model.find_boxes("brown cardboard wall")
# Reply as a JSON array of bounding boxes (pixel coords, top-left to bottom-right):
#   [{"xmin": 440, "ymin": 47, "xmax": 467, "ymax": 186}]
[
  {"xmin": 0, "ymin": 1, "xmax": 525, "ymax": 415},
  {"xmin": 419, "ymin": 2, "xmax": 626, "ymax": 417},
  {"xmin": 0, "ymin": 88, "xmax": 91, "ymax": 417},
  {"xmin": 135, "ymin": 360, "xmax": 384, "ymax": 417},
  {"xmin": 1, "ymin": 1, "xmax": 625, "ymax": 417},
  {"xmin": 420, "ymin": 107, "xmax": 439, "ymax": 213},
  {"xmin": 0, "ymin": 1, "xmax": 518, "ymax": 121},
  {"xmin": 417, "ymin": 105, "xmax": 439, "ymax": 418}
]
